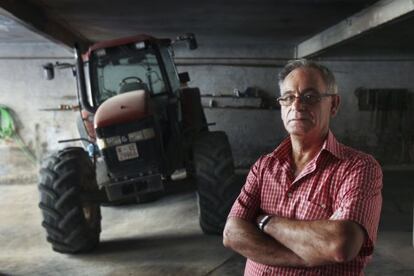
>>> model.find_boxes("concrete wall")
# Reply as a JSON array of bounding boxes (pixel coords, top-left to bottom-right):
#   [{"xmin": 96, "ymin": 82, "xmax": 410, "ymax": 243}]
[
  {"xmin": 0, "ymin": 43, "xmax": 81, "ymax": 162},
  {"xmin": 0, "ymin": 42, "xmax": 413, "ymax": 168},
  {"xmin": 180, "ymin": 58, "xmax": 414, "ymax": 167}
]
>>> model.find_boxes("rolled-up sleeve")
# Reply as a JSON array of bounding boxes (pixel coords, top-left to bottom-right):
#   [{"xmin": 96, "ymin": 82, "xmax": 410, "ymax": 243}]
[
  {"xmin": 330, "ymin": 156, "xmax": 383, "ymax": 255},
  {"xmin": 228, "ymin": 156, "xmax": 264, "ymax": 222}
]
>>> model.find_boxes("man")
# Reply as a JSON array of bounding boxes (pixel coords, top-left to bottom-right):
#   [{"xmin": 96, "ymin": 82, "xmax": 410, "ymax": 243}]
[{"xmin": 223, "ymin": 59, "xmax": 382, "ymax": 275}]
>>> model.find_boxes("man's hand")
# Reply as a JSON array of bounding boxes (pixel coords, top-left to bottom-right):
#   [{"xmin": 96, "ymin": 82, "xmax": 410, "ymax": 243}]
[
  {"xmin": 262, "ymin": 215, "xmax": 365, "ymax": 266},
  {"xmin": 223, "ymin": 217, "xmax": 308, "ymax": 267}
]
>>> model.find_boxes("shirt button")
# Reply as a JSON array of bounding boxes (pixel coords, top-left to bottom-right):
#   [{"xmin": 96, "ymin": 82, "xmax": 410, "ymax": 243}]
[{"xmin": 287, "ymin": 192, "xmax": 293, "ymax": 198}]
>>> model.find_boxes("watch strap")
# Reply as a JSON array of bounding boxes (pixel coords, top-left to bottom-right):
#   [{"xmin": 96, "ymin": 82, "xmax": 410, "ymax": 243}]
[{"xmin": 258, "ymin": 215, "xmax": 272, "ymax": 231}]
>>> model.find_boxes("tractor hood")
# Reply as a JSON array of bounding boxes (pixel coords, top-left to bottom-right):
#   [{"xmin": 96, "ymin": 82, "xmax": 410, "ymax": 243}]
[{"xmin": 94, "ymin": 90, "xmax": 152, "ymax": 128}]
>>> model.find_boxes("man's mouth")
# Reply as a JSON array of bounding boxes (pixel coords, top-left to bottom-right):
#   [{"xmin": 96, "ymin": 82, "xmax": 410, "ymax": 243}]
[{"xmin": 288, "ymin": 118, "xmax": 309, "ymax": 122}]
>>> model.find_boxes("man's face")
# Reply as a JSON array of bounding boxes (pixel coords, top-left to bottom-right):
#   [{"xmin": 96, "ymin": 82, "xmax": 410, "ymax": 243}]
[{"xmin": 280, "ymin": 67, "xmax": 339, "ymax": 139}]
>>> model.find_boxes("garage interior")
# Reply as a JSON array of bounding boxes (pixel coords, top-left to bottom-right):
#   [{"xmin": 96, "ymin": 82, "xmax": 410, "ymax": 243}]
[{"xmin": 0, "ymin": 0, "xmax": 413, "ymax": 275}]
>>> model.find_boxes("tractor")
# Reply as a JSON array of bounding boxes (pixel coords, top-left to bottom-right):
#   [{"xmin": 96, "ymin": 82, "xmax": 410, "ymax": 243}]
[{"xmin": 38, "ymin": 34, "xmax": 241, "ymax": 253}]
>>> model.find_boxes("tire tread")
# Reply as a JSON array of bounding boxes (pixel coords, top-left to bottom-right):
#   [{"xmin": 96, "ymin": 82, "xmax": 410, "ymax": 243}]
[
  {"xmin": 38, "ymin": 147, "xmax": 101, "ymax": 254},
  {"xmin": 193, "ymin": 131, "xmax": 243, "ymax": 234}
]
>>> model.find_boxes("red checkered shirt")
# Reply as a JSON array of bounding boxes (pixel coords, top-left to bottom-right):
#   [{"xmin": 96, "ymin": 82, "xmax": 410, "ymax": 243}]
[{"xmin": 228, "ymin": 131, "xmax": 383, "ymax": 276}]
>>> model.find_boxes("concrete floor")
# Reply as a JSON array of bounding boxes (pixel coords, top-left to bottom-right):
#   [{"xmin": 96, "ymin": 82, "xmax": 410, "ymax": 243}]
[
  {"xmin": 0, "ymin": 183, "xmax": 413, "ymax": 276},
  {"xmin": 0, "ymin": 184, "xmax": 237, "ymax": 276},
  {"xmin": 1, "ymin": 143, "xmax": 414, "ymax": 276}
]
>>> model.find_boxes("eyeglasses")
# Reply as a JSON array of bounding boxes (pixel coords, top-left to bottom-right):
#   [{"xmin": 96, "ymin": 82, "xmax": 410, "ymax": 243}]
[{"xmin": 277, "ymin": 92, "xmax": 336, "ymax": 106}]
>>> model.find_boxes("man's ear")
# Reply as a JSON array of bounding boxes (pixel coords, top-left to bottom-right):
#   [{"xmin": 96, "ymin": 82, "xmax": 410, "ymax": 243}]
[{"xmin": 331, "ymin": 95, "xmax": 340, "ymax": 116}]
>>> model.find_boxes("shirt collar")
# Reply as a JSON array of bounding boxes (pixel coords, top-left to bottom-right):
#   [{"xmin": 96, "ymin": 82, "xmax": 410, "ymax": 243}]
[
  {"xmin": 322, "ymin": 130, "xmax": 347, "ymax": 160},
  {"xmin": 272, "ymin": 135, "xmax": 292, "ymax": 161},
  {"xmin": 272, "ymin": 130, "xmax": 346, "ymax": 161}
]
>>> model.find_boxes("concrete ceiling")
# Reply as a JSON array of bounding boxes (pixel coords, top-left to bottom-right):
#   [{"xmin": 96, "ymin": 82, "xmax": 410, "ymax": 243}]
[
  {"xmin": 0, "ymin": 0, "xmax": 413, "ymax": 58},
  {"xmin": 0, "ymin": 14, "xmax": 47, "ymax": 43},
  {"xmin": 310, "ymin": 11, "xmax": 414, "ymax": 59}
]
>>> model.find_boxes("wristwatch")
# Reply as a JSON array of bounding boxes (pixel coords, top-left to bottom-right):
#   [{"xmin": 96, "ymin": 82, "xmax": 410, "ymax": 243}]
[{"xmin": 258, "ymin": 215, "xmax": 272, "ymax": 231}]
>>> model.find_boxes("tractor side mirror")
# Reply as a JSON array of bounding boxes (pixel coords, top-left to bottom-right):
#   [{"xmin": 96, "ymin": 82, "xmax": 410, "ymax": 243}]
[
  {"xmin": 186, "ymin": 33, "xmax": 198, "ymax": 50},
  {"xmin": 43, "ymin": 63, "xmax": 55, "ymax": 80},
  {"xmin": 179, "ymin": 72, "xmax": 190, "ymax": 84},
  {"xmin": 176, "ymin": 33, "xmax": 198, "ymax": 50},
  {"xmin": 42, "ymin": 62, "xmax": 75, "ymax": 80}
]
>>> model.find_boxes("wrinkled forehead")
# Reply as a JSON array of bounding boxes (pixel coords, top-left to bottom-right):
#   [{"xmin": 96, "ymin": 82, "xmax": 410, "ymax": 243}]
[{"xmin": 280, "ymin": 67, "xmax": 327, "ymax": 94}]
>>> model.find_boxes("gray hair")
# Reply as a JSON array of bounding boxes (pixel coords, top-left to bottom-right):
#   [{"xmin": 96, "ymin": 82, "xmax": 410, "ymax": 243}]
[{"xmin": 278, "ymin": 59, "xmax": 338, "ymax": 94}]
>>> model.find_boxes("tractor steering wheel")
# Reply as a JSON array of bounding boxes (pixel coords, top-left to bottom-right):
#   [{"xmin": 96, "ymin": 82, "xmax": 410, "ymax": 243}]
[{"xmin": 119, "ymin": 76, "xmax": 143, "ymax": 86}]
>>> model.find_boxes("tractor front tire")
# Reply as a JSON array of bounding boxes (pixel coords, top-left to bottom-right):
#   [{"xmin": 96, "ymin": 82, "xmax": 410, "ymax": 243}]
[
  {"xmin": 38, "ymin": 147, "xmax": 101, "ymax": 253},
  {"xmin": 193, "ymin": 131, "xmax": 242, "ymax": 234}
]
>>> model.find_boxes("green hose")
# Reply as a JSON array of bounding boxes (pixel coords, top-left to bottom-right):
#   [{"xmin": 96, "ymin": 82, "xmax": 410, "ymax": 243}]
[
  {"xmin": 0, "ymin": 105, "xmax": 37, "ymax": 164},
  {"xmin": 0, "ymin": 106, "xmax": 15, "ymax": 139}
]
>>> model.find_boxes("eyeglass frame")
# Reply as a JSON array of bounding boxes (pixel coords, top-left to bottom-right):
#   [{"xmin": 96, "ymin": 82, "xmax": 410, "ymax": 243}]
[{"xmin": 276, "ymin": 91, "xmax": 337, "ymax": 106}]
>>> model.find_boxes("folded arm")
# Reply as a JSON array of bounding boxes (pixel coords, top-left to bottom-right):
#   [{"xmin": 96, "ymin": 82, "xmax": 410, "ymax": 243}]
[
  {"xmin": 223, "ymin": 215, "xmax": 364, "ymax": 268},
  {"xmin": 223, "ymin": 217, "xmax": 308, "ymax": 267},
  {"xmin": 257, "ymin": 215, "xmax": 365, "ymax": 266}
]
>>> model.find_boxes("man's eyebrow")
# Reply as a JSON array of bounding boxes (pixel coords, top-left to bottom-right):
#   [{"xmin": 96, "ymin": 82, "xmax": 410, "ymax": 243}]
[{"xmin": 281, "ymin": 90, "xmax": 294, "ymax": 96}]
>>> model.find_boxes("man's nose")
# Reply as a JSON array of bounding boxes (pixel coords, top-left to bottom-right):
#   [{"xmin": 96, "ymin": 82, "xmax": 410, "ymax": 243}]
[{"xmin": 291, "ymin": 96, "xmax": 306, "ymax": 110}]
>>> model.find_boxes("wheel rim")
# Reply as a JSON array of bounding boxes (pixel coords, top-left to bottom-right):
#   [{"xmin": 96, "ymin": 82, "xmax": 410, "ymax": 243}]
[{"xmin": 82, "ymin": 203, "xmax": 100, "ymax": 230}]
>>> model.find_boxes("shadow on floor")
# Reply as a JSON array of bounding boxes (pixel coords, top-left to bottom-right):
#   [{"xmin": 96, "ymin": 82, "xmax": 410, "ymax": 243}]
[{"xmin": 94, "ymin": 232, "xmax": 220, "ymax": 255}]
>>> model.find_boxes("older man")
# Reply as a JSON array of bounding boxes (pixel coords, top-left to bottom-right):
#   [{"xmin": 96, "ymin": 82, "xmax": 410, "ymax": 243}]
[{"xmin": 223, "ymin": 59, "xmax": 382, "ymax": 275}]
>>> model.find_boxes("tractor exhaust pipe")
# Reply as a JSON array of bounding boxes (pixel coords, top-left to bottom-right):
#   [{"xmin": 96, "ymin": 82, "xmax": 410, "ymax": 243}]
[{"xmin": 74, "ymin": 44, "xmax": 95, "ymax": 114}]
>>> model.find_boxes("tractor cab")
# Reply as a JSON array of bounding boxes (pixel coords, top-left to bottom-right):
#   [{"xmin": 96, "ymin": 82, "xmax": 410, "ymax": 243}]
[{"xmin": 81, "ymin": 35, "xmax": 182, "ymax": 108}]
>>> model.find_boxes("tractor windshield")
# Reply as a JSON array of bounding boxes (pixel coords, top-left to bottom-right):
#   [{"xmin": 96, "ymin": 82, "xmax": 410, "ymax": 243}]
[{"xmin": 90, "ymin": 45, "xmax": 168, "ymax": 104}]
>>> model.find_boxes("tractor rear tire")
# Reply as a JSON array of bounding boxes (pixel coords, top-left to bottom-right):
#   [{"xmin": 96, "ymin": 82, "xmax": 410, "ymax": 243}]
[
  {"xmin": 38, "ymin": 147, "xmax": 101, "ymax": 254},
  {"xmin": 193, "ymin": 131, "xmax": 242, "ymax": 234}
]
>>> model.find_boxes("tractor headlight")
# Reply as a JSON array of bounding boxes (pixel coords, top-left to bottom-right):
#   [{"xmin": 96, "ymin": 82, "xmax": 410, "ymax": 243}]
[
  {"xmin": 128, "ymin": 128, "xmax": 155, "ymax": 142},
  {"xmin": 142, "ymin": 128, "xmax": 155, "ymax": 139},
  {"xmin": 96, "ymin": 136, "xmax": 121, "ymax": 149},
  {"xmin": 95, "ymin": 48, "xmax": 106, "ymax": 57},
  {"xmin": 96, "ymin": 138, "xmax": 107, "ymax": 149},
  {"xmin": 128, "ymin": 131, "xmax": 144, "ymax": 142},
  {"xmin": 106, "ymin": 136, "xmax": 122, "ymax": 147},
  {"xmin": 134, "ymin": 42, "xmax": 146, "ymax": 49}
]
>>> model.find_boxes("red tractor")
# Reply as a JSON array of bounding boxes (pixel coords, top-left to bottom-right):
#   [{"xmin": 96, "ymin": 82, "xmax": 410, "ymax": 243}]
[{"xmin": 38, "ymin": 34, "xmax": 241, "ymax": 253}]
